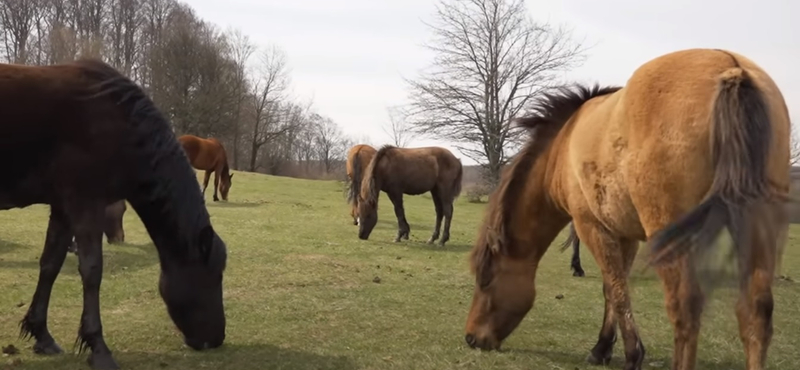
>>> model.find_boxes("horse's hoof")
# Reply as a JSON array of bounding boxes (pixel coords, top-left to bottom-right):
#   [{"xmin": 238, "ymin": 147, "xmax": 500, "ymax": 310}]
[
  {"xmin": 586, "ymin": 351, "xmax": 612, "ymax": 366},
  {"xmin": 573, "ymin": 270, "xmax": 585, "ymax": 277},
  {"xmin": 88, "ymin": 352, "xmax": 120, "ymax": 370},
  {"xmin": 393, "ymin": 238, "xmax": 402, "ymax": 243},
  {"xmin": 426, "ymin": 238, "xmax": 435, "ymax": 244},
  {"xmin": 33, "ymin": 340, "xmax": 63, "ymax": 355}
]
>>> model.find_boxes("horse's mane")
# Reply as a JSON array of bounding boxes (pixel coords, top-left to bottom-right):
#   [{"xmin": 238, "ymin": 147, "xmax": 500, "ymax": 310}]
[
  {"xmin": 74, "ymin": 58, "xmax": 218, "ymax": 263},
  {"xmin": 360, "ymin": 144, "xmax": 395, "ymax": 205},
  {"xmin": 471, "ymin": 83, "xmax": 622, "ymax": 282}
]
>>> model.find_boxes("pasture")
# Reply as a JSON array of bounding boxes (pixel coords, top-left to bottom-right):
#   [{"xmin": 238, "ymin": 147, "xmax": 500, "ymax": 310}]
[{"xmin": 1, "ymin": 170, "xmax": 798, "ymax": 370}]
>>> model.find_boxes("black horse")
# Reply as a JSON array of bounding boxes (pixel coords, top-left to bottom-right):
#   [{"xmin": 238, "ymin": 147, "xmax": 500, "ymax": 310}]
[
  {"xmin": 0, "ymin": 59, "xmax": 228, "ymax": 370},
  {"xmin": 561, "ymin": 222, "xmax": 586, "ymax": 277}
]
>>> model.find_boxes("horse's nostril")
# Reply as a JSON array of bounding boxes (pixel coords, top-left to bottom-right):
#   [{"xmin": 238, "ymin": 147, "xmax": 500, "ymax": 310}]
[{"xmin": 465, "ymin": 334, "xmax": 477, "ymax": 348}]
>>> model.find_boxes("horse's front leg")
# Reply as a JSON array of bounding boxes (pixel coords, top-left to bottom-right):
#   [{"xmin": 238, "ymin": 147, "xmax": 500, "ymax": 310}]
[
  {"xmin": 72, "ymin": 206, "xmax": 119, "ymax": 370},
  {"xmin": 20, "ymin": 205, "xmax": 72, "ymax": 355},
  {"xmin": 212, "ymin": 168, "xmax": 221, "ymax": 202},
  {"xmin": 388, "ymin": 193, "xmax": 410, "ymax": 242}
]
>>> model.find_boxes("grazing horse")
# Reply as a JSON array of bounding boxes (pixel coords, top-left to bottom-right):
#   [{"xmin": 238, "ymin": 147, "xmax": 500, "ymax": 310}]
[
  {"xmin": 1, "ymin": 59, "xmax": 228, "ymax": 370},
  {"xmin": 464, "ymin": 49, "xmax": 790, "ymax": 370},
  {"xmin": 68, "ymin": 200, "xmax": 128, "ymax": 254},
  {"xmin": 358, "ymin": 145, "xmax": 463, "ymax": 246},
  {"xmin": 345, "ymin": 144, "xmax": 377, "ymax": 225},
  {"xmin": 178, "ymin": 135, "xmax": 233, "ymax": 202}
]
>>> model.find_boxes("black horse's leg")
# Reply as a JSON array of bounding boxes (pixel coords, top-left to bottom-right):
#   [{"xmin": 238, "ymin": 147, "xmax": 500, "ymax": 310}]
[
  {"xmin": 438, "ymin": 200, "xmax": 454, "ymax": 246},
  {"xmin": 71, "ymin": 206, "xmax": 118, "ymax": 370},
  {"xmin": 571, "ymin": 233, "xmax": 586, "ymax": 277},
  {"xmin": 20, "ymin": 205, "xmax": 72, "ymax": 355},
  {"xmin": 427, "ymin": 190, "xmax": 443, "ymax": 244},
  {"xmin": 388, "ymin": 192, "xmax": 410, "ymax": 242}
]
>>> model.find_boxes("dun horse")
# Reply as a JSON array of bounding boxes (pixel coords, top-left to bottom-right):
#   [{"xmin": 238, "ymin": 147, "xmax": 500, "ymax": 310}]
[
  {"xmin": 68, "ymin": 200, "xmax": 128, "ymax": 254},
  {"xmin": 358, "ymin": 145, "xmax": 463, "ymax": 246},
  {"xmin": 178, "ymin": 135, "xmax": 234, "ymax": 202},
  {"xmin": 464, "ymin": 49, "xmax": 790, "ymax": 370},
  {"xmin": 345, "ymin": 144, "xmax": 377, "ymax": 225},
  {"xmin": 1, "ymin": 59, "xmax": 228, "ymax": 370}
]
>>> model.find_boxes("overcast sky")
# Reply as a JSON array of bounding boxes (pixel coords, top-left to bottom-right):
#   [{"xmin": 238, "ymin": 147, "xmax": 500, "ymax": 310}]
[{"xmin": 182, "ymin": 0, "xmax": 798, "ymax": 165}]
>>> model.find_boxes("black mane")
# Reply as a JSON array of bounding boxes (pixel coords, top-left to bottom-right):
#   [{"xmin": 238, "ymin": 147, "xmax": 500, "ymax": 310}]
[{"xmin": 75, "ymin": 59, "xmax": 218, "ymax": 263}]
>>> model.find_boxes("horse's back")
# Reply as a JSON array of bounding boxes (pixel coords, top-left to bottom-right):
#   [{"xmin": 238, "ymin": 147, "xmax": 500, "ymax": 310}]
[
  {"xmin": 565, "ymin": 48, "xmax": 790, "ymax": 239},
  {"xmin": 0, "ymin": 61, "xmax": 134, "ymax": 207},
  {"xmin": 178, "ymin": 134, "xmax": 225, "ymax": 170}
]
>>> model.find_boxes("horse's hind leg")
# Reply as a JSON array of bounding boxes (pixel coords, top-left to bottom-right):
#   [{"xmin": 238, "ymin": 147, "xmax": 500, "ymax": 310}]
[
  {"xmin": 388, "ymin": 192, "xmax": 410, "ymax": 242},
  {"xmin": 20, "ymin": 205, "xmax": 72, "ymax": 355},
  {"xmin": 70, "ymin": 204, "xmax": 119, "ymax": 370},
  {"xmin": 736, "ymin": 207, "xmax": 782, "ymax": 370},
  {"xmin": 439, "ymin": 198, "xmax": 454, "ymax": 246},
  {"xmin": 654, "ymin": 259, "xmax": 704, "ymax": 370},
  {"xmin": 427, "ymin": 190, "xmax": 444, "ymax": 244},
  {"xmin": 574, "ymin": 220, "xmax": 644, "ymax": 370}
]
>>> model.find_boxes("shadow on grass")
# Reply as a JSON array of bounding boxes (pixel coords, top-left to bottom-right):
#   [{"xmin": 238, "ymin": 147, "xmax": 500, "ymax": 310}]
[
  {"xmin": 0, "ymin": 240, "xmax": 159, "ymax": 276},
  {"xmin": 206, "ymin": 201, "xmax": 263, "ymax": 208},
  {"xmin": 22, "ymin": 343, "xmax": 357, "ymax": 370},
  {"xmin": 0, "ymin": 239, "xmax": 28, "ymax": 256}
]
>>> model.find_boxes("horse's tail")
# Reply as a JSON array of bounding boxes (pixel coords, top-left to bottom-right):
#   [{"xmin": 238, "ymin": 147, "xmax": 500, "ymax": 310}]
[
  {"xmin": 452, "ymin": 159, "xmax": 463, "ymax": 199},
  {"xmin": 648, "ymin": 64, "xmax": 777, "ymax": 268},
  {"xmin": 346, "ymin": 149, "xmax": 363, "ymax": 207},
  {"xmin": 559, "ymin": 222, "xmax": 579, "ymax": 252}
]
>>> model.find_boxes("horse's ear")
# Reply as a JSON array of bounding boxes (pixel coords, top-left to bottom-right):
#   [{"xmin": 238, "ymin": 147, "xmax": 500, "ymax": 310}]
[
  {"xmin": 198, "ymin": 225, "xmax": 215, "ymax": 264},
  {"xmin": 228, "ymin": 173, "xmax": 234, "ymax": 180}
]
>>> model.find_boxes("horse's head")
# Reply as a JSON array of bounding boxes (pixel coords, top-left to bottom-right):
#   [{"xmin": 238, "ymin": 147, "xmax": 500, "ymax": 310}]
[
  {"xmin": 158, "ymin": 225, "xmax": 227, "ymax": 351},
  {"xmin": 464, "ymin": 228, "xmax": 536, "ymax": 351},
  {"xmin": 357, "ymin": 194, "xmax": 378, "ymax": 239},
  {"xmin": 220, "ymin": 173, "xmax": 233, "ymax": 201}
]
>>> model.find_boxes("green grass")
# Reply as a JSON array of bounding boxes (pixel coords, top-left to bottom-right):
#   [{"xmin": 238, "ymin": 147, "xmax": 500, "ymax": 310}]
[{"xmin": 1, "ymin": 170, "xmax": 799, "ymax": 370}]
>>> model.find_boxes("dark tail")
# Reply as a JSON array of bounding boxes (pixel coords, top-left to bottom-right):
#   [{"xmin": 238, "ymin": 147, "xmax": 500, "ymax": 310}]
[
  {"xmin": 346, "ymin": 151, "xmax": 363, "ymax": 206},
  {"xmin": 559, "ymin": 222, "xmax": 579, "ymax": 252},
  {"xmin": 452, "ymin": 159, "xmax": 463, "ymax": 199},
  {"xmin": 648, "ymin": 66, "xmax": 775, "ymax": 268}
]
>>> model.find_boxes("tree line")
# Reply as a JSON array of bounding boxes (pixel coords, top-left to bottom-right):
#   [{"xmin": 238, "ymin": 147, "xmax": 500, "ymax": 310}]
[{"xmin": 0, "ymin": 0, "xmax": 365, "ymax": 179}]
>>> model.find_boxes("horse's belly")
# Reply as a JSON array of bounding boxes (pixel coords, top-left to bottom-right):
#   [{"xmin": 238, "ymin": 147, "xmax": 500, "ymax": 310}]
[{"xmin": 588, "ymin": 176, "xmax": 647, "ymax": 241}]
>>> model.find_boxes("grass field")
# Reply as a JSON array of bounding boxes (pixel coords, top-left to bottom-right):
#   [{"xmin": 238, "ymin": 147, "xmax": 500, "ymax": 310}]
[{"xmin": 1, "ymin": 170, "xmax": 798, "ymax": 370}]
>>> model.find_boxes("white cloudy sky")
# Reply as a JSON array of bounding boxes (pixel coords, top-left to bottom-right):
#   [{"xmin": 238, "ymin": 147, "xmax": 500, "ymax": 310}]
[{"xmin": 183, "ymin": 0, "xmax": 798, "ymax": 165}]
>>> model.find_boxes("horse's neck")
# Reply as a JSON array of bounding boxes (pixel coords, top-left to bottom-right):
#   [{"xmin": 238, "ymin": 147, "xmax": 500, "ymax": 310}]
[
  {"xmin": 505, "ymin": 154, "xmax": 570, "ymax": 259},
  {"xmin": 128, "ymin": 149, "xmax": 209, "ymax": 256}
]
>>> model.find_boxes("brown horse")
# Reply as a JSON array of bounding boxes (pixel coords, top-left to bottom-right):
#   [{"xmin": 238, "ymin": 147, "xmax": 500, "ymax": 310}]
[
  {"xmin": 358, "ymin": 145, "xmax": 463, "ymax": 246},
  {"xmin": 0, "ymin": 59, "xmax": 228, "ymax": 370},
  {"xmin": 464, "ymin": 48, "xmax": 790, "ymax": 370},
  {"xmin": 68, "ymin": 201, "xmax": 128, "ymax": 254},
  {"xmin": 345, "ymin": 144, "xmax": 377, "ymax": 225},
  {"xmin": 178, "ymin": 135, "xmax": 233, "ymax": 202}
]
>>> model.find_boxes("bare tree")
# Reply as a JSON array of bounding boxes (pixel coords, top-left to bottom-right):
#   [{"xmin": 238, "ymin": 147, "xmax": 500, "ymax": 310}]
[
  {"xmin": 314, "ymin": 114, "xmax": 347, "ymax": 174},
  {"xmin": 0, "ymin": 0, "xmax": 42, "ymax": 63},
  {"xmin": 247, "ymin": 44, "xmax": 291, "ymax": 171},
  {"xmin": 382, "ymin": 105, "xmax": 415, "ymax": 148},
  {"xmin": 226, "ymin": 27, "xmax": 254, "ymax": 169},
  {"xmin": 404, "ymin": 0, "xmax": 586, "ymax": 184}
]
